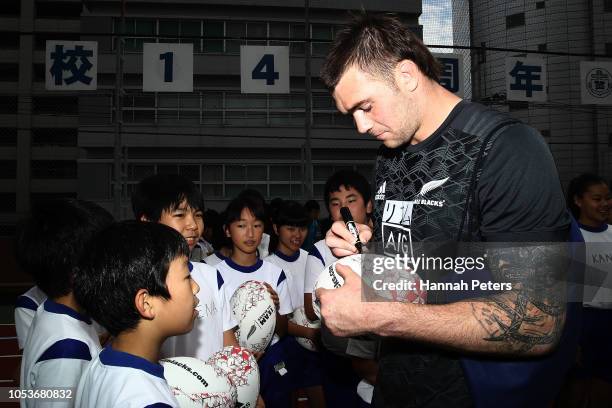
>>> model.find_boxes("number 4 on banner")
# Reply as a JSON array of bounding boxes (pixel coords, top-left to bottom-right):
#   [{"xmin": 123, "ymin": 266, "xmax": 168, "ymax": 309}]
[{"xmin": 251, "ymin": 54, "xmax": 279, "ymax": 85}]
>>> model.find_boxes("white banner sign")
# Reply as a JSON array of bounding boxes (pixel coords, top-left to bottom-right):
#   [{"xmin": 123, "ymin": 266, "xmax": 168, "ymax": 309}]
[
  {"xmin": 433, "ymin": 53, "xmax": 464, "ymax": 97},
  {"xmin": 46, "ymin": 41, "xmax": 98, "ymax": 90},
  {"xmin": 241, "ymin": 46, "xmax": 289, "ymax": 94},
  {"xmin": 580, "ymin": 61, "xmax": 612, "ymax": 105},
  {"xmin": 505, "ymin": 56, "xmax": 547, "ymax": 102},
  {"xmin": 143, "ymin": 43, "xmax": 193, "ymax": 92}
]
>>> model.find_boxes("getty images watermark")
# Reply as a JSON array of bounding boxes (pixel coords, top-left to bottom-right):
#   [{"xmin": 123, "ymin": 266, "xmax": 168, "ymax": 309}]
[
  {"xmin": 351, "ymin": 241, "xmax": 609, "ymax": 304},
  {"xmin": 369, "ymin": 252, "xmax": 513, "ymax": 292}
]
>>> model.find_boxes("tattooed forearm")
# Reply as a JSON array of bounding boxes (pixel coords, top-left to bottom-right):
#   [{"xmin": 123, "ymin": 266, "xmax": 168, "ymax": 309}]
[{"xmin": 469, "ymin": 244, "xmax": 568, "ymax": 354}]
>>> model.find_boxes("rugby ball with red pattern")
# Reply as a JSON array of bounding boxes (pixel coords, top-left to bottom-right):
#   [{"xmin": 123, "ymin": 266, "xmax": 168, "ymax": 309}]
[
  {"xmin": 160, "ymin": 356, "xmax": 237, "ymax": 408},
  {"xmin": 230, "ymin": 280, "xmax": 276, "ymax": 353},
  {"xmin": 207, "ymin": 346, "xmax": 259, "ymax": 408}
]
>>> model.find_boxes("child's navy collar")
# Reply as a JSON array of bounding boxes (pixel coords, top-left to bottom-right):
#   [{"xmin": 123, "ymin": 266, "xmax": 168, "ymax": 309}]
[
  {"xmin": 225, "ymin": 257, "xmax": 263, "ymax": 273},
  {"xmin": 273, "ymin": 250, "xmax": 300, "ymax": 263},
  {"xmin": 579, "ymin": 223, "xmax": 609, "ymax": 233},
  {"xmin": 44, "ymin": 299, "xmax": 92, "ymax": 324},
  {"xmin": 215, "ymin": 251, "xmax": 228, "ymax": 261},
  {"xmin": 99, "ymin": 346, "xmax": 165, "ymax": 379}
]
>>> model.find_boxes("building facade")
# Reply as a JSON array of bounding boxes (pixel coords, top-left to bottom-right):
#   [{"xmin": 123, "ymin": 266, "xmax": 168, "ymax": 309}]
[{"xmin": 470, "ymin": 0, "xmax": 612, "ymax": 187}]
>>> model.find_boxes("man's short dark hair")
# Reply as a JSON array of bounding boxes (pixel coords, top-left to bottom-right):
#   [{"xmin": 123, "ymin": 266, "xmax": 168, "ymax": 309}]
[
  {"xmin": 74, "ymin": 221, "xmax": 189, "ymax": 337},
  {"xmin": 320, "ymin": 12, "xmax": 441, "ymax": 90},
  {"xmin": 14, "ymin": 199, "xmax": 113, "ymax": 299},
  {"xmin": 567, "ymin": 173, "xmax": 608, "ymax": 220},
  {"xmin": 225, "ymin": 192, "xmax": 267, "ymax": 226},
  {"xmin": 273, "ymin": 200, "xmax": 309, "ymax": 228},
  {"xmin": 324, "ymin": 170, "xmax": 372, "ymax": 211},
  {"xmin": 132, "ymin": 174, "xmax": 204, "ymax": 221}
]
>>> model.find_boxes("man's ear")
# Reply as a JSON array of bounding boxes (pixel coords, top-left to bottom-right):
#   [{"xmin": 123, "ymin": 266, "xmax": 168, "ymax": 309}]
[
  {"xmin": 273, "ymin": 224, "xmax": 279, "ymax": 236},
  {"xmin": 135, "ymin": 289, "xmax": 155, "ymax": 320},
  {"xmin": 396, "ymin": 59, "xmax": 419, "ymax": 92},
  {"xmin": 225, "ymin": 225, "xmax": 231, "ymax": 238}
]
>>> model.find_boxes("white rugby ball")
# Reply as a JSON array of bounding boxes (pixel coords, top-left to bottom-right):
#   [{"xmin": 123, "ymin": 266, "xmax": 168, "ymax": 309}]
[
  {"xmin": 230, "ymin": 280, "xmax": 277, "ymax": 353},
  {"xmin": 160, "ymin": 356, "xmax": 237, "ymax": 408},
  {"xmin": 312, "ymin": 254, "xmax": 362, "ymax": 319},
  {"xmin": 289, "ymin": 306, "xmax": 321, "ymax": 352},
  {"xmin": 312, "ymin": 254, "xmax": 427, "ymax": 319},
  {"xmin": 207, "ymin": 346, "xmax": 260, "ymax": 408}
]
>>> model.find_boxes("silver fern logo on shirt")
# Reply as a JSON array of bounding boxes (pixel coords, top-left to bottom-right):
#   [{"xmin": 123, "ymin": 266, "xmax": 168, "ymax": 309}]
[{"xmin": 413, "ymin": 178, "xmax": 448, "ymax": 207}]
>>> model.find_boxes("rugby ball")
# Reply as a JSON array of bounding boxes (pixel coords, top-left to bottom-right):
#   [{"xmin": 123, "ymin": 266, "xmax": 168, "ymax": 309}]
[
  {"xmin": 312, "ymin": 254, "xmax": 362, "ymax": 319},
  {"xmin": 289, "ymin": 306, "xmax": 321, "ymax": 352},
  {"xmin": 230, "ymin": 280, "xmax": 277, "ymax": 353},
  {"xmin": 312, "ymin": 254, "xmax": 427, "ymax": 319},
  {"xmin": 160, "ymin": 356, "xmax": 237, "ymax": 408},
  {"xmin": 207, "ymin": 346, "xmax": 260, "ymax": 408}
]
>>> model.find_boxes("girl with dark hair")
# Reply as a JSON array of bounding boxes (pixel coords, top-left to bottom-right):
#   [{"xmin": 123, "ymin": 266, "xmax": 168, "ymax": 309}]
[{"xmin": 567, "ymin": 173, "xmax": 612, "ymax": 406}]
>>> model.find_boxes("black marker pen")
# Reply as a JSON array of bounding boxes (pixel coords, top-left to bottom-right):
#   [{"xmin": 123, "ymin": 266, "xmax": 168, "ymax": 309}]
[{"xmin": 340, "ymin": 207, "xmax": 363, "ymax": 254}]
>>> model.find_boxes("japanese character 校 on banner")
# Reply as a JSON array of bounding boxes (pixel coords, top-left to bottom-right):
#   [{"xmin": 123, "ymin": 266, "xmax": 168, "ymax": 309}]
[
  {"xmin": 505, "ymin": 56, "xmax": 547, "ymax": 102},
  {"xmin": 46, "ymin": 41, "xmax": 97, "ymax": 91},
  {"xmin": 432, "ymin": 53, "xmax": 464, "ymax": 98},
  {"xmin": 580, "ymin": 61, "xmax": 612, "ymax": 105}
]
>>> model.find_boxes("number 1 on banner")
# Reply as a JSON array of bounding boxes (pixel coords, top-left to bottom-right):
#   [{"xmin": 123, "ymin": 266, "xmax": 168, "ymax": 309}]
[
  {"xmin": 159, "ymin": 52, "xmax": 174, "ymax": 82},
  {"xmin": 252, "ymin": 54, "xmax": 279, "ymax": 85}
]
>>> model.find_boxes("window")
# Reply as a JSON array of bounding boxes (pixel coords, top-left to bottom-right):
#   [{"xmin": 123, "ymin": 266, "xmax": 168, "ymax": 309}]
[
  {"xmin": 536, "ymin": 1, "xmax": 545, "ymax": 9},
  {"xmin": 226, "ymin": 21, "xmax": 246, "ymax": 54},
  {"xmin": 0, "ymin": 0, "xmax": 19, "ymax": 16},
  {"xmin": 311, "ymin": 24, "xmax": 333, "ymax": 56},
  {"xmin": 606, "ymin": 43, "xmax": 612, "ymax": 56},
  {"xmin": 181, "ymin": 21, "xmax": 202, "ymax": 52},
  {"xmin": 115, "ymin": 19, "xmax": 156, "ymax": 52},
  {"xmin": 290, "ymin": 23, "xmax": 305, "ymax": 55},
  {"xmin": 540, "ymin": 129, "xmax": 550, "ymax": 138},
  {"xmin": 31, "ymin": 160, "xmax": 77, "ymax": 179},
  {"xmin": 538, "ymin": 43, "xmax": 547, "ymax": 52},
  {"xmin": 0, "ymin": 160, "xmax": 16, "ymax": 178},
  {"xmin": 0, "ymin": 96, "xmax": 18, "ymax": 114},
  {"xmin": 605, "ymin": 0, "xmax": 612, "ymax": 12},
  {"xmin": 31, "ymin": 192, "xmax": 76, "ymax": 204},
  {"xmin": 33, "ymin": 64, "xmax": 46, "ymax": 82},
  {"xmin": 32, "ymin": 128, "xmax": 77, "ymax": 146},
  {"xmin": 0, "ymin": 64, "xmax": 19, "ymax": 82},
  {"xmin": 33, "ymin": 96, "xmax": 78, "ymax": 115},
  {"xmin": 0, "ymin": 194, "xmax": 16, "ymax": 212},
  {"xmin": 0, "ymin": 128, "xmax": 17, "ymax": 146},
  {"xmin": 35, "ymin": 1, "xmax": 81, "ymax": 18},
  {"xmin": 0, "ymin": 31, "xmax": 20, "ymax": 49},
  {"xmin": 0, "ymin": 224, "xmax": 16, "ymax": 237},
  {"xmin": 34, "ymin": 32, "xmax": 80, "ymax": 50},
  {"xmin": 506, "ymin": 13, "xmax": 525, "ymax": 29},
  {"xmin": 112, "ymin": 91, "xmax": 351, "ymax": 128},
  {"xmin": 203, "ymin": 20, "xmax": 224, "ymax": 53}
]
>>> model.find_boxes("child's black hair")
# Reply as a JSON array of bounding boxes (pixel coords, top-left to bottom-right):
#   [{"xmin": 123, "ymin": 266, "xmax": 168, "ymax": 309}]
[
  {"xmin": 14, "ymin": 199, "xmax": 114, "ymax": 299},
  {"xmin": 74, "ymin": 221, "xmax": 189, "ymax": 337},
  {"xmin": 224, "ymin": 192, "xmax": 267, "ymax": 226},
  {"xmin": 132, "ymin": 173, "xmax": 204, "ymax": 221},
  {"xmin": 323, "ymin": 170, "xmax": 372, "ymax": 211},
  {"xmin": 273, "ymin": 200, "xmax": 309, "ymax": 228},
  {"xmin": 304, "ymin": 199, "xmax": 320, "ymax": 213},
  {"xmin": 567, "ymin": 173, "xmax": 608, "ymax": 219}
]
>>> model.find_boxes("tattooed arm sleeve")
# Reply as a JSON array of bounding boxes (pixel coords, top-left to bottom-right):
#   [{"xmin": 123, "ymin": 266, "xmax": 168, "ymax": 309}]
[{"xmin": 467, "ymin": 243, "xmax": 568, "ymax": 354}]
